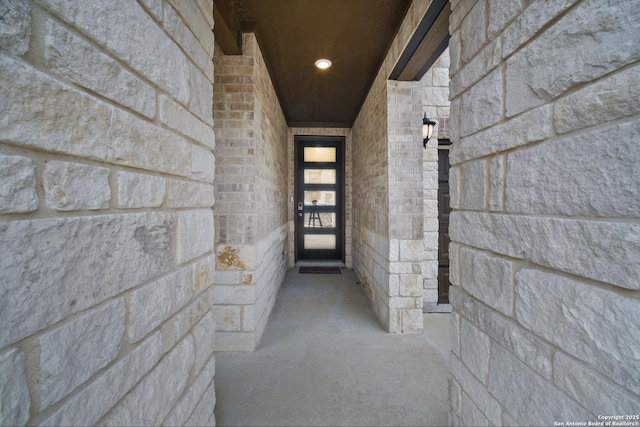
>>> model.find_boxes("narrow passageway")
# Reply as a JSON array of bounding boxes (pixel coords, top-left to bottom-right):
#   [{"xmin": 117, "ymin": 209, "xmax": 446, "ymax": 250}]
[{"xmin": 214, "ymin": 268, "xmax": 450, "ymax": 426}]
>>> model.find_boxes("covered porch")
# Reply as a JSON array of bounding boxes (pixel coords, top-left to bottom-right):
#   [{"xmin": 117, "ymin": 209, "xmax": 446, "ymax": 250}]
[{"xmin": 215, "ymin": 268, "xmax": 450, "ymax": 426}]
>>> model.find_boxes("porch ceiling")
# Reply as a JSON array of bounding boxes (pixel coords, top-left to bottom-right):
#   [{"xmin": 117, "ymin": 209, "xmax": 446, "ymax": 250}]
[{"xmin": 213, "ymin": 0, "xmax": 449, "ymax": 128}]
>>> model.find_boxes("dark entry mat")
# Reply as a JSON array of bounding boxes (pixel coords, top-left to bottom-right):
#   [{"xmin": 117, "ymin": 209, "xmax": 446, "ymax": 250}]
[{"xmin": 299, "ymin": 266, "xmax": 342, "ymax": 274}]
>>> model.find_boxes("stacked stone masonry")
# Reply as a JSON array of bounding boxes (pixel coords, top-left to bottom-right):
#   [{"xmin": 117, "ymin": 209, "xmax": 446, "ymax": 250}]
[
  {"xmin": 213, "ymin": 33, "xmax": 288, "ymax": 352},
  {"xmin": 1, "ymin": 1, "xmax": 217, "ymax": 425},
  {"xmin": 421, "ymin": 142, "xmax": 440, "ymax": 306},
  {"xmin": 386, "ymin": 80, "xmax": 426, "ymax": 332},
  {"xmin": 422, "ymin": 49, "xmax": 452, "ymax": 141},
  {"xmin": 448, "ymin": 0, "xmax": 640, "ymax": 425},
  {"xmin": 352, "ymin": 64, "xmax": 394, "ymax": 330},
  {"xmin": 420, "ymin": 49, "xmax": 450, "ymax": 304},
  {"xmin": 352, "ymin": 0, "xmax": 434, "ymax": 333},
  {"xmin": 3, "ymin": 0, "xmax": 637, "ymax": 425}
]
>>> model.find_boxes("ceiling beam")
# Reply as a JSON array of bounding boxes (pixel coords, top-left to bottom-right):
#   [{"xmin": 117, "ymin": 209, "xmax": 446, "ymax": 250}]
[
  {"xmin": 213, "ymin": 0, "xmax": 242, "ymax": 54},
  {"xmin": 390, "ymin": 0, "xmax": 451, "ymax": 81},
  {"xmin": 288, "ymin": 121, "xmax": 353, "ymax": 129}
]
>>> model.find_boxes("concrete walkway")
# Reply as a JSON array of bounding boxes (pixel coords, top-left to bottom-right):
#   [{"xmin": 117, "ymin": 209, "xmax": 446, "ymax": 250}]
[{"xmin": 214, "ymin": 268, "xmax": 450, "ymax": 426}]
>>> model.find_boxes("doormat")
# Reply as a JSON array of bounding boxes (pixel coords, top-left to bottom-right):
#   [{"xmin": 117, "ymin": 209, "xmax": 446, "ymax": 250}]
[{"xmin": 299, "ymin": 266, "xmax": 342, "ymax": 274}]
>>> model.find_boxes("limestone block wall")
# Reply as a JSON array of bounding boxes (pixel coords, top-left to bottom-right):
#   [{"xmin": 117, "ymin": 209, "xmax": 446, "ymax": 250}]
[
  {"xmin": 448, "ymin": 0, "xmax": 640, "ymax": 425},
  {"xmin": 420, "ymin": 49, "xmax": 450, "ymax": 304},
  {"xmin": 213, "ymin": 33, "xmax": 288, "ymax": 352},
  {"xmin": 421, "ymin": 142, "xmax": 440, "ymax": 305},
  {"xmin": 287, "ymin": 127, "xmax": 353, "ymax": 268},
  {"xmin": 421, "ymin": 49, "xmax": 451, "ymax": 141},
  {"xmin": 352, "ymin": 0, "xmax": 432, "ymax": 333},
  {"xmin": 0, "ymin": 0, "xmax": 217, "ymax": 425}
]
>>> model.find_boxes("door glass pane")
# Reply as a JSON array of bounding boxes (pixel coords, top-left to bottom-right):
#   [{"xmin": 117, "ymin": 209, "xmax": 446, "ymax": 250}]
[
  {"xmin": 304, "ymin": 213, "xmax": 336, "ymax": 228},
  {"xmin": 304, "ymin": 234, "xmax": 336, "ymax": 250},
  {"xmin": 304, "ymin": 147, "xmax": 336, "ymax": 163},
  {"xmin": 304, "ymin": 191, "xmax": 336, "ymax": 206},
  {"xmin": 304, "ymin": 169, "xmax": 336, "ymax": 184}
]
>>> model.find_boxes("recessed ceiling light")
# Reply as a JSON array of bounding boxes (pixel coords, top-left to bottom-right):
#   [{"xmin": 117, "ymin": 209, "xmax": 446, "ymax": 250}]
[{"xmin": 315, "ymin": 58, "xmax": 332, "ymax": 70}]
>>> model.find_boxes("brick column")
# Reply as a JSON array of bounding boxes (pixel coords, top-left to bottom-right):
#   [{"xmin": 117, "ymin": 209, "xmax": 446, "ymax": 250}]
[{"xmin": 213, "ymin": 34, "xmax": 288, "ymax": 352}]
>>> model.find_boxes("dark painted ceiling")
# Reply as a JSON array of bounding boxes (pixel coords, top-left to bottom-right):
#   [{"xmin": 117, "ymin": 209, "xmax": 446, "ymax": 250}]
[
  {"xmin": 214, "ymin": 0, "xmax": 449, "ymax": 127},
  {"xmin": 214, "ymin": 0, "xmax": 411, "ymax": 127}
]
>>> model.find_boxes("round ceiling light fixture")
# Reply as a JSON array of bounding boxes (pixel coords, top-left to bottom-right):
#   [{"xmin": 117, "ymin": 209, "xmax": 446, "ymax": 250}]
[{"xmin": 314, "ymin": 58, "xmax": 332, "ymax": 70}]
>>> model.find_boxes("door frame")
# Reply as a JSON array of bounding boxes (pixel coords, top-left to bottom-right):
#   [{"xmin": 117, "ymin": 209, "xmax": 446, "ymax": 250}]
[
  {"xmin": 294, "ymin": 135, "xmax": 346, "ymax": 263},
  {"xmin": 437, "ymin": 140, "xmax": 452, "ymax": 304}
]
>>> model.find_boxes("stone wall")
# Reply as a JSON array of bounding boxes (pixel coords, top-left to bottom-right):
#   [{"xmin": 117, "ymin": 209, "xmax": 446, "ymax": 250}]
[
  {"xmin": 448, "ymin": 0, "xmax": 640, "ymax": 425},
  {"xmin": 419, "ymin": 49, "xmax": 451, "ymax": 305},
  {"xmin": 386, "ymin": 80, "xmax": 425, "ymax": 332},
  {"xmin": 287, "ymin": 127, "xmax": 353, "ymax": 268},
  {"xmin": 352, "ymin": 70, "xmax": 391, "ymax": 329},
  {"xmin": 422, "ymin": 49, "xmax": 451, "ymax": 141},
  {"xmin": 213, "ymin": 33, "xmax": 288, "ymax": 352},
  {"xmin": 352, "ymin": 0, "xmax": 432, "ymax": 332},
  {"xmin": 0, "ymin": 0, "xmax": 217, "ymax": 425}
]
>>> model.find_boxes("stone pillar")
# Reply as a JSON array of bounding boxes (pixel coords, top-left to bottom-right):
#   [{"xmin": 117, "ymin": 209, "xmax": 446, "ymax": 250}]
[
  {"xmin": 351, "ymin": 0, "xmax": 433, "ymax": 333},
  {"xmin": 449, "ymin": 0, "xmax": 640, "ymax": 425},
  {"xmin": 387, "ymin": 80, "xmax": 425, "ymax": 333},
  {"xmin": 420, "ymin": 48, "xmax": 451, "ymax": 305}
]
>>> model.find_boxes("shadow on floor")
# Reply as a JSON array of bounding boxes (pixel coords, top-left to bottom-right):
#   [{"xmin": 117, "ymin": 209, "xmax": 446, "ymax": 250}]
[{"xmin": 214, "ymin": 268, "xmax": 450, "ymax": 426}]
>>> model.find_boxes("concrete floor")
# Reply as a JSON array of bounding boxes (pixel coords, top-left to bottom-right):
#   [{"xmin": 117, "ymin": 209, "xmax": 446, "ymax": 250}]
[{"xmin": 214, "ymin": 268, "xmax": 451, "ymax": 426}]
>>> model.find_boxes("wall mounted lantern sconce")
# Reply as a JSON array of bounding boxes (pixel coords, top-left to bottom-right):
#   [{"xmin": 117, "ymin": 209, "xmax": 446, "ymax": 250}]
[{"xmin": 422, "ymin": 113, "xmax": 436, "ymax": 148}]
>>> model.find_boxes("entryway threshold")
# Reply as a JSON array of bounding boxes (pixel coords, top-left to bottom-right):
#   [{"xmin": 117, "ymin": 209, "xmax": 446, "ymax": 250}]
[
  {"xmin": 295, "ymin": 260, "xmax": 346, "ymax": 267},
  {"xmin": 423, "ymin": 302, "xmax": 452, "ymax": 313}
]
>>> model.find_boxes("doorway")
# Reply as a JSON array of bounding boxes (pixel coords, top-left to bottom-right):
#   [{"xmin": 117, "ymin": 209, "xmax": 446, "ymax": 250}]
[
  {"xmin": 437, "ymin": 141, "xmax": 451, "ymax": 303},
  {"xmin": 295, "ymin": 136, "xmax": 345, "ymax": 262}
]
